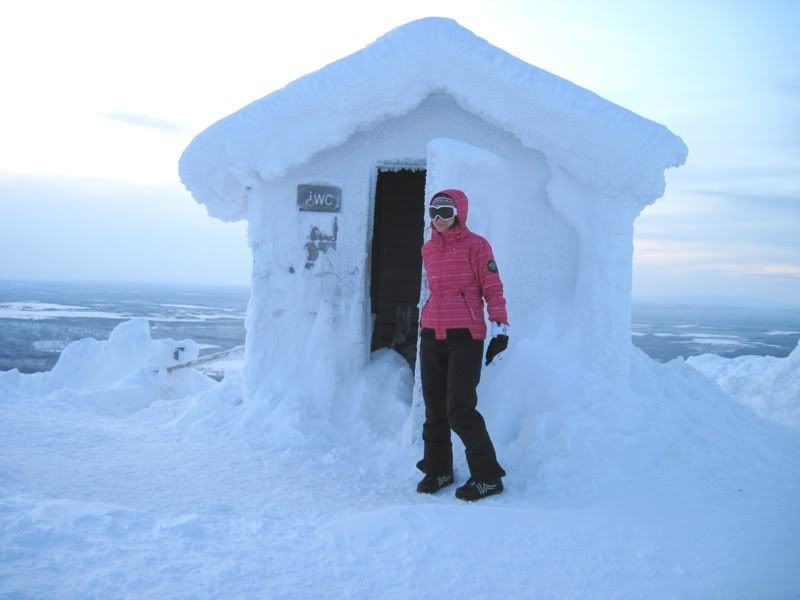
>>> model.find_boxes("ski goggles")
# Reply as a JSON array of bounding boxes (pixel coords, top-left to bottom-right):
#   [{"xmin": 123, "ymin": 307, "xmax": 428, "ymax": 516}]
[{"xmin": 429, "ymin": 205, "xmax": 457, "ymax": 221}]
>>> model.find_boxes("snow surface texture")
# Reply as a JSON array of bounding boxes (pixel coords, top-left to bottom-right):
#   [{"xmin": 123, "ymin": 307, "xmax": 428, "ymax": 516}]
[
  {"xmin": 179, "ymin": 17, "xmax": 687, "ymax": 222},
  {"xmin": 688, "ymin": 340, "xmax": 800, "ymax": 430},
  {"xmin": 2, "ymin": 320, "xmax": 799, "ymax": 598}
]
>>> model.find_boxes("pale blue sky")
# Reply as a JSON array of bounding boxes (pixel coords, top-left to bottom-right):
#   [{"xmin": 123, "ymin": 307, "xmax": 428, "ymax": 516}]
[{"xmin": 0, "ymin": 0, "xmax": 797, "ymax": 305}]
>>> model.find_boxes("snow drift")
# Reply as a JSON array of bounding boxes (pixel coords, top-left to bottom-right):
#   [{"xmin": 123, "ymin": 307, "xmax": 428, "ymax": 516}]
[
  {"xmin": 688, "ymin": 340, "xmax": 800, "ymax": 430},
  {"xmin": 0, "ymin": 318, "xmax": 215, "ymax": 415}
]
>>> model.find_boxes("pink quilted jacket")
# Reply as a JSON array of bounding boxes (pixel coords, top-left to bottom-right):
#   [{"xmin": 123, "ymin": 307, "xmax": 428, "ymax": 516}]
[{"xmin": 420, "ymin": 189, "xmax": 508, "ymax": 340}]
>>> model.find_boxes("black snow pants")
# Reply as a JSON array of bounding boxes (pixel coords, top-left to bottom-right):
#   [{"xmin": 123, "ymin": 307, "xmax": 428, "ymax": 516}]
[{"xmin": 419, "ymin": 329, "xmax": 506, "ymax": 481}]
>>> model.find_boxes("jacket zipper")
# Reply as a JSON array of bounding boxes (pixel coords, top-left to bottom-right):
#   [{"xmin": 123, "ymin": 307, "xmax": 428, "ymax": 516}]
[{"xmin": 460, "ymin": 291, "xmax": 477, "ymax": 322}]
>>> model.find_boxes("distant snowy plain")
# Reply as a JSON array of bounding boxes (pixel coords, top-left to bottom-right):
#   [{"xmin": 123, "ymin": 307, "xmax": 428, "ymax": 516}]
[
  {"xmin": 2, "ymin": 281, "xmax": 797, "ymax": 376},
  {"xmin": 1, "ymin": 318, "xmax": 798, "ymax": 598}
]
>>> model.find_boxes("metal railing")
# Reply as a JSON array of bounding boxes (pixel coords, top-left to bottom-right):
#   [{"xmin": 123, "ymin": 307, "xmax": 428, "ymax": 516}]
[{"xmin": 164, "ymin": 345, "xmax": 245, "ymax": 374}]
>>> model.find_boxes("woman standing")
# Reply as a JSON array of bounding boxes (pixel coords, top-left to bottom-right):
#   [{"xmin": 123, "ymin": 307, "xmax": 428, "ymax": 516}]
[{"xmin": 416, "ymin": 189, "xmax": 509, "ymax": 501}]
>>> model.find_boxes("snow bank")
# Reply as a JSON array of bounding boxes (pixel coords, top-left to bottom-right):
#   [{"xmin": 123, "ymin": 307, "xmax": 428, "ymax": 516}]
[
  {"xmin": 179, "ymin": 17, "xmax": 687, "ymax": 221},
  {"xmin": 450, "ymin": 338, "xmax": 799, "ymax": 505},
  {"xmin": 687, "ymin": 341, "xmax": 800, "ymax": 430},
  {"xmin": 237, "ymin": 342, "xmax": 413, "ymax": 451}
]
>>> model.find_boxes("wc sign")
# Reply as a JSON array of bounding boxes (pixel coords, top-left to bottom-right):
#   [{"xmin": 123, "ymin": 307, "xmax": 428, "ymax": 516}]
[{"xmin": 297, "ymin": 184, "xmax": 341, "ymax": 213}]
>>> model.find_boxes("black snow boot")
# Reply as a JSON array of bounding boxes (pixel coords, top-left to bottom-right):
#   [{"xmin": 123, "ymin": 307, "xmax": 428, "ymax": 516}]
[
  {"xmin": 455, "ymin": 477, "xmax": 504, "ymax": 501},
  {"xmin": 416, "ymin": 472, "xmax": 455, "ymax": 494}
]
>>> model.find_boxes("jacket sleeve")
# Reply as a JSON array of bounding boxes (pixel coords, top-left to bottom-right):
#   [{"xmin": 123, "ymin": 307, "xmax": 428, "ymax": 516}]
[{"xmin": 474, "ymin": 237, "xmax": 508, "ymax": 325}]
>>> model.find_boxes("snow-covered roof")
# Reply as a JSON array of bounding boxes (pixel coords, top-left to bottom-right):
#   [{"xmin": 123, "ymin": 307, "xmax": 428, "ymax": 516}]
[{"xmin": 179, "ymin": 17, "xmax": 688, "ymax": 222}]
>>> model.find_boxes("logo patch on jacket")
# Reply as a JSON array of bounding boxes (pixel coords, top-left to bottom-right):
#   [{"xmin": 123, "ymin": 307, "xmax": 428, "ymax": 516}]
[{"xmin": 487, "ymin": 260, "xmax": 498, "ymax": 273}]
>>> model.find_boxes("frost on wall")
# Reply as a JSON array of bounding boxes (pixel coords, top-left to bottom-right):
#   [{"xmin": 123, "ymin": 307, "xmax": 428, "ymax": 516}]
[
  {"xmin": 243, "ymin": 180, "xmax": 368, "ymax": 418},
  {"xmin": 544, "ymin": 164, "xmax": 639, "ymax": 381}
]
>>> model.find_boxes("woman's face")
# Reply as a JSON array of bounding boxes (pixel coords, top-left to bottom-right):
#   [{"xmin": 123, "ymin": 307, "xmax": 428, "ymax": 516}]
[{"xmin": 432, "ymin": 215, "xmax": 455, "ymax": 233}]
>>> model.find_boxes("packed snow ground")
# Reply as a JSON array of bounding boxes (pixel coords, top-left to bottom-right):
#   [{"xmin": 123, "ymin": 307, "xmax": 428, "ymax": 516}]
[{"xmin": 1, "ymin": 319, "xmax": 799, "ymax": 598}]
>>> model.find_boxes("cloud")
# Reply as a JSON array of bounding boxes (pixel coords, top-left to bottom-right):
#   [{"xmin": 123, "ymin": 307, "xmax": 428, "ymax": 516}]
[
  {"xmin": 632, "ymin": 238, "xmax": 800, "ymax": 306},
  {"xmin": 669, "ymin": 165, "xmax": 800, "ymax": 191},
  {"xmin": 633, "ymin": 239, "xmax": 725, "ymax": 267},
  {"xmin": 637, "ymin": 186, "xmax": 800, "ymax": 251},
  {"xmin": 0, "ymin": 174, "xmax": 249, "ymax": 285},
  {"xmin": 98, "ymin": 112, "xmax": 189, "ymax": 134},
  {"xmin": 744, "ymin": 264, "xmax": 800, "ymax": 280},
  {"xmin": 633, "ymin": 239, "xmax": 800, "ymax": 275},
  {"xmin": 691, "ymin": 189, "xmax": 800, "ymax": 206}
]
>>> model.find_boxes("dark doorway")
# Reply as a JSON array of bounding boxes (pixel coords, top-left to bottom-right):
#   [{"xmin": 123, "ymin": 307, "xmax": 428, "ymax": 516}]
[{"xmin": 369, "ymin": 168, "xmax": 426, "ymax": 370}]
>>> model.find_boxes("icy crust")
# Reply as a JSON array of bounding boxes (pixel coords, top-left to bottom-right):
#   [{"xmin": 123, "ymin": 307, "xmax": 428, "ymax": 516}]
[{"xmin": 179, "ymin": 17, "xmax": 687, "ymax": 222}]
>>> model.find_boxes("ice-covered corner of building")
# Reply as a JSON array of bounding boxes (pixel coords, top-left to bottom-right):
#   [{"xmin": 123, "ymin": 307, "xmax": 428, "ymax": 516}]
[{"xmin": 178, "ymin": 16, "xmax": 687, "ymax": 413}]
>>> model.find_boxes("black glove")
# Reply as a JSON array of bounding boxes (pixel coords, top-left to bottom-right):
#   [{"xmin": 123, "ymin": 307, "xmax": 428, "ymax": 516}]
[{"xmin": 485, "ymin": 334, "xmax": 508, "ymax": 366}]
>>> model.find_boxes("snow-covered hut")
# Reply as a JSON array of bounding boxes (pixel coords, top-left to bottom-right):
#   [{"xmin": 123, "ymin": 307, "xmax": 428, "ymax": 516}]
[{"xmin": 179, "ymin": 17, "xmax": 687, "ymax": 408}]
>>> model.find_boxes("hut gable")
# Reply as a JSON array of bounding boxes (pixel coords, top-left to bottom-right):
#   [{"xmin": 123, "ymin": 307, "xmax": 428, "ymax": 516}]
[{"xmin": 179, "ymin": 17, "xmax": 687, "ymax": 222}]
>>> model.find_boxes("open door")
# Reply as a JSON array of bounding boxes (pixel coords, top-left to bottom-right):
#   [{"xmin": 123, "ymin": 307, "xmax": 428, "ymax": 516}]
[{"xmin": 369, "ymin": 168, "xmax": 426, "ymax": 369}]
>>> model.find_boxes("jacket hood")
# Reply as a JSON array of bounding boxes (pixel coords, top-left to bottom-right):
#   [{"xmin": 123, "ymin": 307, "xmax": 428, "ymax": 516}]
[{"xmin": 431, "ymin": 188, "xmax": 469, "ymax": 234}]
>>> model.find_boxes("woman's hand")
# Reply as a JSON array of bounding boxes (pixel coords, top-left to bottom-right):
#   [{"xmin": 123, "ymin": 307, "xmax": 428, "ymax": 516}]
[{"xmin": 485, "ymin": 322, "xmax": 509, "ymax": 365}]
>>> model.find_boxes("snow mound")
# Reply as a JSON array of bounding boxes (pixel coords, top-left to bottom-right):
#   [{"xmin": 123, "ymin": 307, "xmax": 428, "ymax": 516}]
[
  {"xmin": 464, "ymin": 338, "xmax": 797, "ymax": 504},
  {"xmin": 235, "ymin": 346, "xmax": 414, "ymax": 452},
  {"xmin": 0, "ymin": 318, "xmax": 215, "ymax": 414},
  {"xmin": 687, "ymin": 340, "xmax": 800, "ymax": 430}
]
